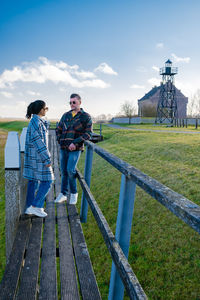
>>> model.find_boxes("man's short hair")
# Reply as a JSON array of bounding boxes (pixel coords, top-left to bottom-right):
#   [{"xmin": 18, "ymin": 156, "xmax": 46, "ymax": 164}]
[{"xmin": 70, "ymin": 93, "xmax": 81, "ymax": 101}]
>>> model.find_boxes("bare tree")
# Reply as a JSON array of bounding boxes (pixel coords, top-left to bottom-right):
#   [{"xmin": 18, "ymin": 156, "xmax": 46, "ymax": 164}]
[
  {"xmin": 121, "ymin": 101, "xmax": 137, "ymax": 124},
  {"xmin": 188, "ymin": 90, "xmax": 200, "ymax": 117},
  {"xmin": 187, "ymin": 95, "xmax": 196, "ymax": 117}
]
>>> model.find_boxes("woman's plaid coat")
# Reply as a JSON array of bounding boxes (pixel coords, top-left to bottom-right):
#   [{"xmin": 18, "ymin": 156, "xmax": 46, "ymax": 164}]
[{"xmin": 23, "ymin": 114, "xmax": 54, "ymax": 181}]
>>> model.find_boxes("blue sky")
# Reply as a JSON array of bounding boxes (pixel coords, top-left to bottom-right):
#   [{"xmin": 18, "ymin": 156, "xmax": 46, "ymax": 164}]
[{"xmin": 0, "ymin": 0, "xmax": 200, "ymax": 119}]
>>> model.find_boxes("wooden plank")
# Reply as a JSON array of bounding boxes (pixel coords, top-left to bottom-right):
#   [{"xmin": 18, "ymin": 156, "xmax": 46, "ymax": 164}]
[
  {"xmin": 53, "ymin": 133, "xmax": 80, "ymax": 299},
  {"xmin": 56, "ymin": 202, "xmax": 80, "ymax": 299},
  {"xmin": 16, "ymin": 217, "xmax": 43, "ymax": 300},
  {"xmin": 0, "ymin": 218, "xmax": 31, "ymax": 300},
  {"xmin": 77, "ymin": 169, "xmax": 147, "ymax": 300},
  {"xmin": 68, "ymin": 204, "xmax": 101, "ymax": 300},
  {"xmin": 39, "ymin": 189, "xmax": 58, "ymax": 300},
  {"xmin": 39, "ymin": 131, "xmax": 57, "ymax": 300}
]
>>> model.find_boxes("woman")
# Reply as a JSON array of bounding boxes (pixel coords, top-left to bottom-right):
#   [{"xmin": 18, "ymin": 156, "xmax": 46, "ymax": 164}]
[{"xmin": 24, "ymin": 100, "xmax": 54, "ymax": 217}]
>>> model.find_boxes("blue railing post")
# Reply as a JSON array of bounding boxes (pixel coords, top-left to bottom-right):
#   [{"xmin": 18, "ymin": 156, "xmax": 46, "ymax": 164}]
[
  {"xmin": 80, "ymin": 145, "xmax": 93, "ymax": 223},
  {"xmin": 108, "ymin": 174, "xmax": 136, "ymax": 300}
]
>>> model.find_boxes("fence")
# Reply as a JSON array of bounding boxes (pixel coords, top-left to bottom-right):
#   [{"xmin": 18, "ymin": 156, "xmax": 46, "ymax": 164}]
[
  {"xmin": 4, "ymin": 128, "xmax": 27, "ymax": 260},
  {"xmin": 112, "ymin": 116, "xmax": 200, "ymax": 128},
  {"xmin": 79, "ymin": 140, "xmax": 200, "ymax": 300},
  {"xmin": 4, "ymin": 129, "xmax": 200, "ymax": 300}
]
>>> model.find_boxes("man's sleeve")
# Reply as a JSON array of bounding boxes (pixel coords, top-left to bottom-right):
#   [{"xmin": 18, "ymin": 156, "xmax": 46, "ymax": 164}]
[
  {"xmin": 73, "ymin": 115, "xmax": 92, "ymax": 145},
  {"xmin": 56, "ymin": 118, "xmax": 63, "ymax": 144}
]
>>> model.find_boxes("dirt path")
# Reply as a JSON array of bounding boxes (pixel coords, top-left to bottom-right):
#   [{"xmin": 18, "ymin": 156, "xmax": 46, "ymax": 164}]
[{"xmin": 106, "ymin": 124, "xmax": 200, "ymax": 134}]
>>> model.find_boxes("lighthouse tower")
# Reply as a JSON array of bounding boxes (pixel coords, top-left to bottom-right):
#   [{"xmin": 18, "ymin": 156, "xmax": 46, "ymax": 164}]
[{"xmin": 155, "ymin": 59, "xmax": 178, "ymax": 123}]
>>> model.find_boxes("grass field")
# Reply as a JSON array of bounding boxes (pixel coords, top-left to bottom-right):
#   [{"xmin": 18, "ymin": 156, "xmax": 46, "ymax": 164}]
[{"xmin": 0, "ymin": 121, "xmax": 200, "ymax": 299}]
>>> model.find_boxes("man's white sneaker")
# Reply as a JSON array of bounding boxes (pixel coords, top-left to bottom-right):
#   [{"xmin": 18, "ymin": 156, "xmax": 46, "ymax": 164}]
[
  {"xmin": 54, "ymin": 193, "xmax": 67, "ymax": 203},
  {"xmin": 69, "ymin": 193, "xmax": 78, "ymax": 205},
  {"xmin": 25, "ymin": 206, "xmax": 47, "ymax": 217}
]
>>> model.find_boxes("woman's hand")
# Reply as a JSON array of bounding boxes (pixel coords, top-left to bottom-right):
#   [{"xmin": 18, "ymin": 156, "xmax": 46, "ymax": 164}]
[{"xmin": 45, "ymin": 164, "xmax": 51, "ymax": 167}]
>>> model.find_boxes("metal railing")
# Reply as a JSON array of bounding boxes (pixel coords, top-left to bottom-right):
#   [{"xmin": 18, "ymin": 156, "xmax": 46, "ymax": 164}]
[{"xmin": 79, "ymin": 140, "xmax": 200, "ymax": 300}]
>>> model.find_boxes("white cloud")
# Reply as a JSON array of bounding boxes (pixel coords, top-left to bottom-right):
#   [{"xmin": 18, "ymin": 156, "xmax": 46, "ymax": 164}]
[
  {"xmin": 74, "ymin": 70, "xmax": 96, "ymax": 79},
  {"xmin": 94, "ymin": 63, "xmax": 118, "ymax": 75},
  {"xmin": 0, "ymin": 91, "xmax": 13, "ymax": 98},
  {"xmin": 156, "ymin": 43, "xmax": 164, "ymax": 49},
  {"xmin": 27, "ymin": 90, "xmax": 41, "ymax": 96},
  {"xmin": 171, "ymin": 53, "xmax": 191, "ymax": 63},
  {"xmin": 152, "ymin": 65, "xmax": 159, "ymax": 72},
  {"xmin": 148, "ymin": 77, "xmax": 160, "ymax": 86},
  {"xmin": 0, "ymin": 101, "xmax": 27, "ymax": 118},
  {"xmin": 0, "ymin": 57, "xmax": 109, "ymax": 89},
  {"xmin": 130, "ymin": 84, "xmax": 145, "ymax": 89}
]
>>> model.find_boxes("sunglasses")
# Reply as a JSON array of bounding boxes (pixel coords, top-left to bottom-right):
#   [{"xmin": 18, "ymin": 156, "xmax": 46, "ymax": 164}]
[{"xmin": 69, "ymin": 101, "xmax": 76, "ymax": 105}]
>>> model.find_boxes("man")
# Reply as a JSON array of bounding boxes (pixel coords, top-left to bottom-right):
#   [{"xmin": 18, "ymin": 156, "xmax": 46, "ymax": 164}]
[{"xmin": 55, "ymin": 93, "xmax": 92, "ymax": 204}]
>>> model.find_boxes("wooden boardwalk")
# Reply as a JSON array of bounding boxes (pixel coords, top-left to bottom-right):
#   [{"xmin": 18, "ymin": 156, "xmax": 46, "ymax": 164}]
[{"xmin": 0, "ymin": 130, "xmax": 101, "ymax": 300}]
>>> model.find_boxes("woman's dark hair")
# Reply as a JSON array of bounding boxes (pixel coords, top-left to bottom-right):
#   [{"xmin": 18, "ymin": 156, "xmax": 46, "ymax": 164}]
[{"xmin": 26, "ymin": 100, "xmax": 46, "ymax": 119}]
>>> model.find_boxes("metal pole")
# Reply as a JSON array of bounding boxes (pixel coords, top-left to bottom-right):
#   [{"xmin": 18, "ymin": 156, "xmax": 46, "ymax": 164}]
[
  {"xmin": 108, "ymin": 174, "xmax": 136, "ymax": 300},
  {"xmin": 80, "ymin": 146, "xmax": 93, "ymax": 223}
]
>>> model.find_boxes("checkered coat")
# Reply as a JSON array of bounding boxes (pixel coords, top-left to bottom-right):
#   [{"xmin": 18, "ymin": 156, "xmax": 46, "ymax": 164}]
[{"xmin": 23, "ymin": 114, "xmax": 54, "ymax": 181}]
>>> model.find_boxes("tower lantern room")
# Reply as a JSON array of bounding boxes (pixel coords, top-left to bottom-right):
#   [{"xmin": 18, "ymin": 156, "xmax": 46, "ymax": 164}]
[{"xmin": 160, "ymin": 59, "xmax": 178, "ymax": 83}]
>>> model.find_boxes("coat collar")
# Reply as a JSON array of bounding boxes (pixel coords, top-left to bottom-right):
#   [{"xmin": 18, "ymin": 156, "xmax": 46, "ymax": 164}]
[{"xmin": 32, "ymin": 114, "xmax": 48, "ymax": 128}]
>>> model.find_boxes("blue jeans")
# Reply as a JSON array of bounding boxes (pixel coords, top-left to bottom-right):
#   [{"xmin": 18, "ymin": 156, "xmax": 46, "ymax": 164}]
[
  {"xmin": 26, "ymin": 180, "xmax": 52, "ymax": 209},
  {"xmin": 60, "ymin": 149, "xmax": 81, "ymax": 195}
]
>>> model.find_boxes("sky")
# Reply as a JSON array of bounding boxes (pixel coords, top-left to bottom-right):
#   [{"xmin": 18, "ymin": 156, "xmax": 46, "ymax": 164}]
[{"xmin": 0, "ymin": 0, "xmax": 200, "ymax": 120}]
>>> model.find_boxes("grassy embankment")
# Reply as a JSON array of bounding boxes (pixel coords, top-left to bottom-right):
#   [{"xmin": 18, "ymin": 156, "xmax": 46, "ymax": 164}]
[
  {"xmin": 77, "ymin": 124, "xmax": 200, "ymax": 300},
  {"xmin": 0, "ymin": 121, "xmax": 200, "ymax": 299}
]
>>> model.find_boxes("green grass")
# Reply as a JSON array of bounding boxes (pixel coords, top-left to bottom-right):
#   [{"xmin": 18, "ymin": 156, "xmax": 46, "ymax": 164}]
[
  {"xmin": 77, "ymin": 124, "xmax": 200, "ymax": 300},
  {"xmin": 0, "ymin": 122, "xmax": 200, "ymax": 299},
  {"xmin": 0, "ymin": 120, "xmax": 29, "ymax": 132}
]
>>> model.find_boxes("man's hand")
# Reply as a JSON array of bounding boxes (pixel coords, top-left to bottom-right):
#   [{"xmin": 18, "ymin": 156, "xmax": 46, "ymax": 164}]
[{"xmin": 68, "ymin": 143, "xmax": 76, "ymax": 151}]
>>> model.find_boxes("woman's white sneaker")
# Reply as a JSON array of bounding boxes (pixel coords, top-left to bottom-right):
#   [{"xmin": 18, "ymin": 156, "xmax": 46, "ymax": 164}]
[
  {"xmin": 54, "ymin": 193, "xmax": 67, "ymax": 203},
  {"xmin": 69, "ymin": 193, "xmax": 78, "ymax": 205},
  {"xmin": 25, "ymin": 206, "xmax": 33, "ymax": 214},
  {"xmin": 25, "ymin": 206, "xmax": 47, "ymax": 217}
]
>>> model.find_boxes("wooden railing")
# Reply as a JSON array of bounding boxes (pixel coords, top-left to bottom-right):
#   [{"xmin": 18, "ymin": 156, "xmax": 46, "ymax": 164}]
[{"xmin": 79, "ymin": 140, "xmax": 200, "ymax": 300}]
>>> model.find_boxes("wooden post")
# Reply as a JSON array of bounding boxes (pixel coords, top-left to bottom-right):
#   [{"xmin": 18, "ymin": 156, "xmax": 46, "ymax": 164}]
[
  {"xmin": 4, "ymin": 132, "xmax": 21, "ymax": 261},
  {"xmin": 108, "ymin": 174, "xmax": 136, "ymax": 300},
  {"xmin": 19, "ymin": 127, "xmax": 28, "ymax": 213},
  {"xmin": 100, "ymin": 123, "xmax": 102, "ymax": 137},
  {"xmin": 80, "ymin": 146, "xmax": 93, "ymax": 223}
]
